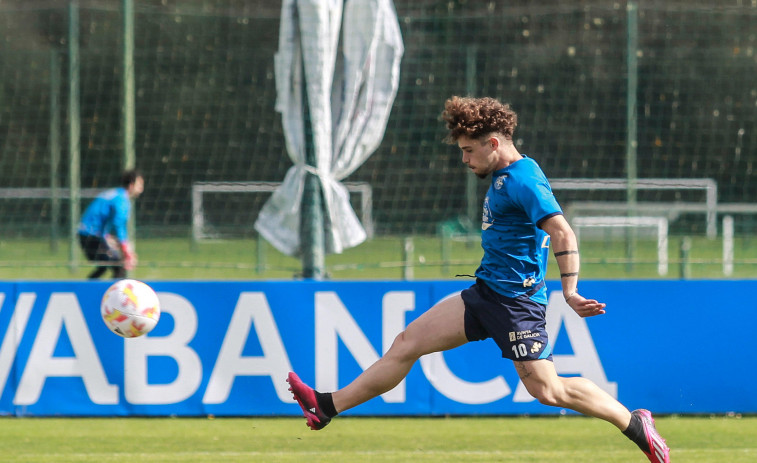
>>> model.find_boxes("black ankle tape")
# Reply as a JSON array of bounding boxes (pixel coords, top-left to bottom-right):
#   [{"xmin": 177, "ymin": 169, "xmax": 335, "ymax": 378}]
[
  {"xmin": 622, "ymin": 413, "xmax": 649, "ymax": 453},
  {"xmin": 315, "ymin": 391, "xmax": 338, "ymax": 418}
]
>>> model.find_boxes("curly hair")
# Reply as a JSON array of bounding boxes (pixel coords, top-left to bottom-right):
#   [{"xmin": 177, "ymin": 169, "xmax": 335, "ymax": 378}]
[{"xmin": 441, "ymin": 96, "xmax": 518, "ymax": 144}]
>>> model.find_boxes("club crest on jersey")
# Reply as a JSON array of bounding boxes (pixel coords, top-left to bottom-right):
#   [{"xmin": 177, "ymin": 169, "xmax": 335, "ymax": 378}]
[
  {"xmin": 494, "ymin": 174, "xmax": 506, "ymax": 190},
  {"xmin": 482, "ymin": 196, "xmax": 493, "ymax": 230}
]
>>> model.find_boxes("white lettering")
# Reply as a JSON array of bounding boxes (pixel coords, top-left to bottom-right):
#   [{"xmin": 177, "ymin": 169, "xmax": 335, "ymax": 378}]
[
  {"xmin": 0, "ymin": 285, "xmax": 619, "ymax": 411},
  {"xmin": 204, "ymin": 292, "xmax": 292, "ymax": 403},
  {"xmin": 0, "ymin": 293, "xmax": 34, "ymax": 394},
  {"xmin": 380, "ymin": 291, "xmax": 415, "ymax": 402},
  {"xmin": 15, "ymin": 293, "xmax": 117, "ymax": 405},
  {"xmin": 315, "ymin": 291, "xmax": 413, "ymax": 402},
  {"xmin": 421, "ymin": 351, "xmax": 511, "ymax": 404},
  {"xmin": 420, "ymin": 292, "xmax": 511, "ymax": 404},
  {"xmin": 125, "ymin": 293, "xmax": 201, "ymax": 404}
]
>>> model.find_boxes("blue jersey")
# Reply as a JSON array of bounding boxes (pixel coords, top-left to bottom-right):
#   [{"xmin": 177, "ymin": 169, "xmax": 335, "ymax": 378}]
[
  {"xmin": 475, "ymin": 156, "xmax": 562, "ymax": 304},
  {"xmin": 78, "ymin": 187, "xmax": 132, "ymax": 242}
]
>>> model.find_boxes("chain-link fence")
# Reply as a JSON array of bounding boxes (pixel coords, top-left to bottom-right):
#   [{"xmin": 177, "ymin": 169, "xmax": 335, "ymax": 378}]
[{"xmin": 1, "ymin": 0, "xmax": 755, "ymax": 279}]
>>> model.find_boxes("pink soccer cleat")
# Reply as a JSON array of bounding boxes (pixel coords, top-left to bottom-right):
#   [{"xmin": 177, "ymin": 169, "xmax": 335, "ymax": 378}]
[
  {"xmin": 287, "ymin": 372, "xmax": 331, "ymax": 430},
  {"xmin": 633, "ymin": 409, "xmax": 670, "ymax": 463}
]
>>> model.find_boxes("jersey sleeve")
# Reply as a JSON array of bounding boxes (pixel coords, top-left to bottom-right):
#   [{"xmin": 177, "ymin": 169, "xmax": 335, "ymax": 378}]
[{"xmin": 512, "ymin": 169, "xmax": 562, "ymax": 226}]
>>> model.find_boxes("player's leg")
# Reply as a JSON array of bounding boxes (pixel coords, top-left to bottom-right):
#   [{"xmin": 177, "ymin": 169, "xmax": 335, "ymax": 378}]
[
  {"xmin": 96, "ymin": 236, "xmax": 124, "ymax": 279},
  {"xmin": 88, "ymin": 266, "xmax": 108, "ymax": 279},
  {"xmin": 514, "ymin": 359, "xmax": 670, "ymax": 462},
  {"xmin": 332, "ymin": 293, "xmax": 468, "ymax": 413},
  {"xmin": 514, "ymin": 358, "xmax": 630, "ymax": 427},
  {"xmin": 287, "ymin": 293, "xmax": 469, "ymax": 430},
  {"xmin": 111, "ymin": 266, "xmax": 127, "ymax": 279},
  {"xmin": 79, "ymin": 235, "xmax": 108, "ymax": 279}
]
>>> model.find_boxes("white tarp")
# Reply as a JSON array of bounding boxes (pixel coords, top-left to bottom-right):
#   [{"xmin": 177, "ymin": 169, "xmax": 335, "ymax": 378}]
[{"xmin": 255, "ymin": 0, "xmax": 403, "ymax": 256}]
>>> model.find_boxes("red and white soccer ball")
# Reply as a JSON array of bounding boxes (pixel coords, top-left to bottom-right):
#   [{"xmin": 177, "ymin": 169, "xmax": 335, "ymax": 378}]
[{"xmin": 101, "ymin": 279, "xmax": 161, "ymax": 338}]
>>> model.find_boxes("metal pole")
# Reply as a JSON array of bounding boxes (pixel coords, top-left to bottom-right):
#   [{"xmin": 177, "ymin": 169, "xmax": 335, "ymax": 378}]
[
  {"xmin": 300, "ymin": 101, "xmax": 325, "ymax": 279},
  {"xmin": 122, "ymin": 0, "xmax": 135, "ymax": 172},
  {"xmin": 403, "ymin": 237, "xmax": 414, "ymax": 280},
  {"xmin": 122, "ymin": 0, "xmax": 136, "ymax": 273},
  {"xmin": 49, "ymin": 50, "xmax": 61, "ymax": 253},
  {"xmin": 256, "ymin": 233, "xmax": 266, "ymax": 275},
  {"xmin": 465, "ymin": 46, "xmax": 478, "ymax": 228},
  {"xmin": 297, "ymin": 6, "xmax": 325, "ymax": 280},
  {"xmin": 625, "ymin": 1, "xmax": 639, "ymax": 272},
  {"xmin": 68, "ymin": 0, "xmax": 81, "ymax": 273},
  {"xmin": 679, "ymin": 237, "xmax": 691, "ymax": 280},
  {"xmin": 722, "ymin": 215, "xmax": 734, "ymax": 276}
]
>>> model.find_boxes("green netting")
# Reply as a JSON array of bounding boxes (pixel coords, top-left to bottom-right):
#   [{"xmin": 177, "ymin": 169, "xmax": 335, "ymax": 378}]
[{"xmin": 1, "ymin": 0, "xmax": 756, "ymax": 276}]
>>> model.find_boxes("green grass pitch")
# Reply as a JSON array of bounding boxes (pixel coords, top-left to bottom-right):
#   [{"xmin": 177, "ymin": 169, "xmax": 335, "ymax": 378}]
[
  {"xmin": 2, "ymin": 234, "xmax": 757, "ymax": 280},
  {"xmin": 0, "ymin": 415, "xmax": 754, "ymax": 462}
]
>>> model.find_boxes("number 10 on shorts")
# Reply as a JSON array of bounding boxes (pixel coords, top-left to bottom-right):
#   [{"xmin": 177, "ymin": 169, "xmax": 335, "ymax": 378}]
[{"xmin": 512, "ymin": 343, "xmax": 528, "ymax": 358}]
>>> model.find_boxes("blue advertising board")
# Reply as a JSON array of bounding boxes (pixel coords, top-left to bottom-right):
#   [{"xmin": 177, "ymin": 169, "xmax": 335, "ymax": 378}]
[{"xmin": 0, "ymin": 280, "xmax": 754, "ymax": 416}]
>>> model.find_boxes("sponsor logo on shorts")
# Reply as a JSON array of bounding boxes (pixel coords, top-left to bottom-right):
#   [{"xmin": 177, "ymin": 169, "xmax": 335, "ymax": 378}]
[
  {"xmin": 509, "ymin": 330, "xmax": 541, "ymax": 341},
  {"xmin": 530, "ymin": 341, "xmax": 542, "ymax": 354}
]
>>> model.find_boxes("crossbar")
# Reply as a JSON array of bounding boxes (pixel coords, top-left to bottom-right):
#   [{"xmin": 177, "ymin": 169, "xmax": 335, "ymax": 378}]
[
  {"xmin": 191, "ymin": 181, "xmax": 373, "ymax": 241},
  {"xmin": 551, "ymin": 178, "xmax": 717, "ymax": 238},
  {"xmin": 0, "ymin": 188, "xmax": 101, "ymax": 198},
  {"xmin": 572, "ymin": 216, "xmax": 668, "ymax": 275}
]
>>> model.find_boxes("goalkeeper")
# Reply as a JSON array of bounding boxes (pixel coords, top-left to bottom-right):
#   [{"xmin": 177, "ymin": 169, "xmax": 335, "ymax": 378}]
[
  {"xmin": 287, "ymin": 96, "xmax": 670, "ymax": 463},
  {"xmin": 77, "ymin": 169, "xmax": 143, "ymax": 279}
]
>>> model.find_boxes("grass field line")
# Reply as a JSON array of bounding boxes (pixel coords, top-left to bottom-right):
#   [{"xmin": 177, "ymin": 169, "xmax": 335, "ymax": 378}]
[
  {"xmin": 16, "ymin": 448, "xmax": 757, "ymax": 457},
  {"xmin": 12, "ymin": 450, "xmax": 570, "ymax": 456},
  {"xmin": 8, "ymin": 451, "xmax": 629, "ymax": 461},
  {"xmin": 10, "ymin": 448, "xmax": 757, "ymax": 462}
]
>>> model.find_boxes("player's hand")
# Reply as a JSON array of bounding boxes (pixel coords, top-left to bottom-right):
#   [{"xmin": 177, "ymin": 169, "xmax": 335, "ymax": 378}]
[
  {"xmin": 123, "ymin": 252, "xmax": 138, "ymax": 271},
  {"xmin": 566, "ymin": 293, "xmax": 606, "ymax": 318},
  {"xmin": 120, "ymin": 241, "xmax": 138, "ymax": 271}
]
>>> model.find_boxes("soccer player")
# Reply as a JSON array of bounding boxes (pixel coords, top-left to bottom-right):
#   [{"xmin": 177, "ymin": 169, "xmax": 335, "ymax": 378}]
[
  {"xmin": 287, "ymin": 96, "xmax": 670, "ymax": 463},
  {"xmin": 77, "ymin": 169, "xmax": 143, "ymax": 279}
]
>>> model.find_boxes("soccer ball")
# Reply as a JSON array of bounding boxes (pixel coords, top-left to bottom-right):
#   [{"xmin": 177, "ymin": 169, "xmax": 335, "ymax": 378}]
[{"xmin": 101, "ymin": 279, "xmax": 161, "ymax": 338}]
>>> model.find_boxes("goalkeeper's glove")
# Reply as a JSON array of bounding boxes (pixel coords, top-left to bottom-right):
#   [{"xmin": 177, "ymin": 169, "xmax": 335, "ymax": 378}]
[{"xmin": 120, "ymin": 241, "xmax": 138, "ymax": 270}]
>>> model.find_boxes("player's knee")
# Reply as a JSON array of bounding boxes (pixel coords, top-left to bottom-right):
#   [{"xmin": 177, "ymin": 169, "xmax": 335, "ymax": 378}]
[
  {"xmin": 526, "ymin": 384, "xmax": 563, "ymax": 407},
  {"xmin": 387, "ymin": 330, "xmax": 421, "ymax": 361},
  {"xmin": 536, "ymin": 392, "xmax": 561, "ymax": 407}
]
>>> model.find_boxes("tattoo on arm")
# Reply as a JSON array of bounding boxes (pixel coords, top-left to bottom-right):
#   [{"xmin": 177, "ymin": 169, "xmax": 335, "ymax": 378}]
[
  {"xmin": 554, "ymin": 250, "xmax": 578, "ymax": 257},
  {"xmin": 560, "ymin": 272, "xmax": 579, "ymax": 278},
  {"xmin": 515, "ymin": 362, "xmax": 533, "ymax": 380}
]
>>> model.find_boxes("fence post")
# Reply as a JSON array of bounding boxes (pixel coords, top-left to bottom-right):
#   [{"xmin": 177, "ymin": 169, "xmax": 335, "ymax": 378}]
[
  {"xmin": 723, "ymin": 215, "xmax": 734, "ymax": 276},
  {"xmin": 403, "ymin": 237, "xmax": 414, "ymax": 280},
  {"xmin": 256, "ymin": 233, "xmax": 266, "ymax": 275},
  {"xmin": 122, "ymin": 0, "xmax": 136, "ymax": 278},
  {"xmin": 50, "ymin": 50, "xmax": 61, "ymax": 253},
  {"xmin": 625, "ymin": 1, "xmax": 639, "ymax": 273},
  {"xmin": 679, "ymin": 237, "xmax": 691, "ymax": 279},
  {"xmin": 67, "ymin": 0, "xmax": 81, "ymax": 274}
]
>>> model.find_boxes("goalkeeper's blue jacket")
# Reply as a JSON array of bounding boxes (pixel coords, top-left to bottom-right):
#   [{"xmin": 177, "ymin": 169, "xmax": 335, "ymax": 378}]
[
  {"xmin": 475, "ymin": 155, "xmax": 562, "ymax": 305},
  {"xmin": 77, "ymin": 187, "xmax": 132, "ymax": 242}
]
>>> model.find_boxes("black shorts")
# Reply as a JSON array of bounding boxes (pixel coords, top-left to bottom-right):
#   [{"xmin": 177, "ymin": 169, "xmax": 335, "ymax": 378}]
[
  {"xmin": 461, "ymin": 279, "xmax": 553, "ymax": 362},
  {"xmin": 78, "ymin": 234, "xmax": 120, "ymax": 263}
]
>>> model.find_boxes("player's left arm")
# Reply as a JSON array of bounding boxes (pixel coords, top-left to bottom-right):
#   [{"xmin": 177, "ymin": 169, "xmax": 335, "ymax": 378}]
[{"xmin": 540, "ymin": 214, "xmax": 606, "ymax": 318}]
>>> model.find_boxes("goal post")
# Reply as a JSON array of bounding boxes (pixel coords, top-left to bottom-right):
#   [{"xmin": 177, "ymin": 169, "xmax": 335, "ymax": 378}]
[
  {"xmin": 572, "ymin": 216, "xmax": 669, "ymax": 276},
  {"xmin": 191, "ymin": 181, "xmax": 374, "ymax": 242},
  {"xmin": 551, "ymin": 178, "xmax": 717, "ymax": 239}
]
